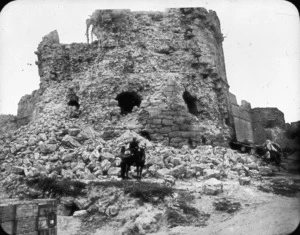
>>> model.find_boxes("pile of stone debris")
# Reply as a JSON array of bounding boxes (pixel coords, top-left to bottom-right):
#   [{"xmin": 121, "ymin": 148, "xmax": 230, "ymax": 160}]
[{"xmin": 0, "ymin": 112, "xmax": 278, "ymax": 197}]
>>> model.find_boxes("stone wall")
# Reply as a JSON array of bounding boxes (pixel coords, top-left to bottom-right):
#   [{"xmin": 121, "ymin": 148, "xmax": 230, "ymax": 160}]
[
  {"xmin": 252, "ymin": 108, "xmax": 285, "ymax": 129},
  {"xmin": 251, "ymin": 108, "xmax": 285, "ymax": 144},
  {"xmin": 17, "ymin": 90, "xmax": 40, "ymax": 126},
  {"xmin": 228, "ymin": 93, "xmax": 254, "ymax": 143},
  {"xmin": 228, "ymin": 93, "xmax": 288, "ymax": 145},
  {"xmin": 0, "ymin": 115, "xmax": 18, "ymax": 137},
  {"xmin": 19, "ymin": 8, "xmax": 232, "ymax": 148},
  {"xmin": 13, "ymin": 8, "xmax": 293, "ymax": 149}
]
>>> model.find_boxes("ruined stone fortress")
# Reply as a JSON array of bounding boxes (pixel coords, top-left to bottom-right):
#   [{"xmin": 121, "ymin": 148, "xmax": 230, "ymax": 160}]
[{"xmin": 2, "ymin": 8, "xmax": 287, "ymax": 147}]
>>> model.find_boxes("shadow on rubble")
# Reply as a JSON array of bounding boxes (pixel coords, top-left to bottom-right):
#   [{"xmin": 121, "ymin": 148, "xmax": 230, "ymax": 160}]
[
  {"xmin": 213, "ymin": 197, "xmax": 241, "ymax": 213},
  {"xmin": 91, "ymin": 180, "xmax": 174, "ymax": 204},
  {"xmin": 166, "ymin": 191, "xmax": 210, "ymax": 228},
  {"xmin": 257, "ymin": 177, "xmax": 300, "ymax": 197}
]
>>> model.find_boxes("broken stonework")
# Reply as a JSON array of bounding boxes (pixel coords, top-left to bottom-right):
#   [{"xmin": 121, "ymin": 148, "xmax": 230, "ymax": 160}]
[
  {"xmin": 203, "ymin": 169, "xmax": 221, "ymax": 179},
  {"xmin": 239, "ymin": 177, "xmax": 251, "ymax": 186},
  {"xmin": 1, "ymin": 8, "xmax": 296, "ymax": 200},
  {"xmin": 73, "ymin": 210, "xmax": 88, "ymax": 217},
  {"xmin": 203, "ymin": 178, "xmax": 223, "ymax": 195},
  {"xmin": 13, "ymin": 8, "xmax": 232, "ymax": 148}
]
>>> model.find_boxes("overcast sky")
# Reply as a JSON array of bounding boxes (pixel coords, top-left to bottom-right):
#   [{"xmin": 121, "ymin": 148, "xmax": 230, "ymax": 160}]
[{"xmin": 0, "ymin": 0, "xmax": 299, "ymax": 123}]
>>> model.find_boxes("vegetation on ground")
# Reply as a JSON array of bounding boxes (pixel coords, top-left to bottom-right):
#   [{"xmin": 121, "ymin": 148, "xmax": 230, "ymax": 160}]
[
  {"xmin": 257, "ymin": 178, "xmax": 300, "ymax": 197},
  {"xmin": 26, "ymin": 176, "xmax": 87, "ymax": 198},
  {"xmin": 92, "ymin": 180, "xmax": 174, "ymax": 203},
  {"xmin": 166, "ymin": 191, "xmax": 210, "ymax": 227},
  {"xmin": 213, "ymin": 198, "xmax": 241, "ymax": 213}
]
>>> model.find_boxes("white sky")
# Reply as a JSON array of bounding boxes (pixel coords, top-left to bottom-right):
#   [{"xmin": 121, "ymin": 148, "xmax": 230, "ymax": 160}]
[{"xmin": 0, "ymin": 0, "xmax": 299, "ymax": 123}]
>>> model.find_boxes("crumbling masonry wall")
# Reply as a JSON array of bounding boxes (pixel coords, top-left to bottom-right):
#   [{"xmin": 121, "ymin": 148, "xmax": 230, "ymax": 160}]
[
  {"xmin": 0, "ymin": 115, "xmax": 18, "ymax": 137},
  {"xmin": 16, "ymin": 8, "xmax": 232, "ymax": 148},
  {"xmin": 228, "ymin": 92, "xmax": 286, "ymax": 145},
  {"xmin": 228, "ymin": 93, "xmax": 254, "ymax": 143},
  {"xmin": 252, "ymin": 108, "xmax": 285, "ymax": 129},
  {"xmin": 252, "ymin": 108, "xmax": 285, "ymax": 144}
]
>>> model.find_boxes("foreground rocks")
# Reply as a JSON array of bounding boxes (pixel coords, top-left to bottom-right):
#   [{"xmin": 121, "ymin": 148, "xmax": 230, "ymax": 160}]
[{"xmin": 0, "ymin": 111, "xmax": 281, "ymax": 199}]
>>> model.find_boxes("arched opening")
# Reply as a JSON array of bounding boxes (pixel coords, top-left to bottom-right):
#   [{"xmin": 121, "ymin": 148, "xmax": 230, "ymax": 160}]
[
  {"xmin": 116, "ymin": 91, "xmax": 142, "ymax": 115},
  {"xmin": 67, "ymin": 93, "xmax": 80, "ymax": 110},
  {"xmin": 182, "ymin": 91, "xmax": 197, "ymax": 116},
  {"xmin": 64, "ymin": 202, "xmax": 80, "ymax": 216}
]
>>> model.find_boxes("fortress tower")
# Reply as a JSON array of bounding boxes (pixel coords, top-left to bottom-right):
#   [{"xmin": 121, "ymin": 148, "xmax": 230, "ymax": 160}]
[{"xmin": 17, "ymin": 8, "xmax": 233, "ymax": 147}]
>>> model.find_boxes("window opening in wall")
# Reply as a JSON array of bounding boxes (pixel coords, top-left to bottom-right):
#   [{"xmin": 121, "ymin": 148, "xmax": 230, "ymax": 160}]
[
  {"xmin": 116, "ymin": 91, "xmax": 142, "ymax": 115},
  {"xmin": 182, "ymin": 91, "xmax": 197, "ymax": 116}
]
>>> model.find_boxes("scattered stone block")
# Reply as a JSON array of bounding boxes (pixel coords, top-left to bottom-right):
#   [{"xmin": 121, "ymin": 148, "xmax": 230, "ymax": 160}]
[
  {"xmin": 239, "ymin": 177, "xmax": 251, "ymax": 186},
  {"xmin": 156, "ymin": 168, "xmax": 171, "ymax": 178},
  {"xmin": 39, "ymin": 143, "xmax": 57, "ymax": 154},
  {"xmin": 12, "ymin": 166, "xmax": 25, "ymax": 175},
  {"xmin": 168, "ymin": 165, "xmax": 187, "ymax": 178},
  {"xmin": 62, "ymin": 135, "xmax": 81, "ymax": 148},
  {"xmin": 203, "ymin": 169, "xmax": 220, "ymax": 179},
  {"xmin": 73, "ymin": 210, "xmax": 87, "ymax": 217},
  {"xmin": 203, "ymin": 178, "xmax": 223, "ymax": 195},
  {"xmin": 258, "ymin": 166, "xmax": 273, "ymax": 176},
  {"xmin": 68, "ymin": 128, "xmax": 81, "ymax": 136}
]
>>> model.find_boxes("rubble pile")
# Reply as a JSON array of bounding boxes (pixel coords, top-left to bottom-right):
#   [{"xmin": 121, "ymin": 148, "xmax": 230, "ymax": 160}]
[{"xmin": 0, "ymin": 108, "xmax": 276, "ymax": 198}]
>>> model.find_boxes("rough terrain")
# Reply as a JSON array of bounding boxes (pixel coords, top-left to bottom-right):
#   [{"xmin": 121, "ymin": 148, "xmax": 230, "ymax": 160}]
[
  {"xmin": 57, "ymin": 167, "xmax": 300, "ymax": 235},
  {"xmin": 1, "ymin": 7, "xmax": 300, "ymax": 235}
]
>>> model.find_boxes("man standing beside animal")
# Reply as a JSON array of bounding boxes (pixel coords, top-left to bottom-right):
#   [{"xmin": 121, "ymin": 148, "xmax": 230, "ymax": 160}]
[
  {"xmin": 129, "ymin": 137, "xmax": 139, "ymax": 156},
  {"xmin": 118, "ymin": 146, "xmax": 129, "ymax": 179},
  {"xmin": 118, "ymin": 137, "xmax": 146, "ymax": 180},
  {"xmin": 262, "ymin": 139, "xmax": 282, "ymax": 167}
]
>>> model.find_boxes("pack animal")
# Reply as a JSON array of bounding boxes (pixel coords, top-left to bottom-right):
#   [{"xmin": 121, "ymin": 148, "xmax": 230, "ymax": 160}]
[
  {"xmin": 121, "ymin": 146, "xmax": 146, "ymax": 180},
  {"xmin": 256, "ymin": 144, "xmax": 282, "ymax": 166}
]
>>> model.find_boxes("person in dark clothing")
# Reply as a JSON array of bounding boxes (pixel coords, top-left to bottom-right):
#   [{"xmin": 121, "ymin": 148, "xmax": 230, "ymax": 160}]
[
  {"xmin": 263, "ymin": 139, "xmax": 282, "ymax": 166},
  {"xmin": 129, "ymin": 137, "xmax": 139, "ymax": 156},
  {"xmin": 119, "ymin": 146, "xmax": 128, "ymax": 179},
  {"xmin": 201, "ymin": 135, "xmax": 207, "ymax": 144}
]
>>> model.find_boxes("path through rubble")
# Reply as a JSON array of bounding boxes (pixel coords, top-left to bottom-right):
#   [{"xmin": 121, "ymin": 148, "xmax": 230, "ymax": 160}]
[{"xmin": 57, "ymin": 165, "xmax": 300, "ymax": 235}]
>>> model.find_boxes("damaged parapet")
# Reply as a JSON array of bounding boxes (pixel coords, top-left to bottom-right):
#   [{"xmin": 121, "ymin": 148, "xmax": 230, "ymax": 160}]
[
  {"xmin": 228, "ymin": 92, "xmax": 286, "ymax": 145},
  {"xmin": 228, "ymin": 93, "xmax": 254, "ymax": 144},
  {"xmin": 83, "ymin": 8, "xmax": 231, "ymax": 147},
  {"xmin": 17, "ymin": 8, "xmax": 233, "ymax": 148}
]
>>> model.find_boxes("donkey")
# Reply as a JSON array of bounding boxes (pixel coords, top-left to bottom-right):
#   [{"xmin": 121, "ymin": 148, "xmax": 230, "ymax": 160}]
[
  {"xmin": 121, "ymin": 145, "xmax": 146, "ymax": 180},
  {"xmin": 135, "ymin": 145, "xmax": 146, "ymax": 180}
]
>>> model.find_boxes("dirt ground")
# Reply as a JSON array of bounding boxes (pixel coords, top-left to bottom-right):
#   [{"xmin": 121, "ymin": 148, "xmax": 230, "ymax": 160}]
[{"xmin": 57, "ymin": 174, "xmax": 300, "ymax": 235}]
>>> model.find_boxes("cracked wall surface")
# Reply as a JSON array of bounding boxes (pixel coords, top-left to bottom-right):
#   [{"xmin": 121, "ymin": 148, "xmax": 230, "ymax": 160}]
[
  {"xmin": 15, "ymin": 8, "xmax": 235, "ymax": 148},
  {"xmin": 228, "ymin": 92, "xmax": 287, "ymax": 145}
]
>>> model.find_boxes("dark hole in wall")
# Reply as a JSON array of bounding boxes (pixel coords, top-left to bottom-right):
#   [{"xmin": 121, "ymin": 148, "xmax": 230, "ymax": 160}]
[
  {"xmin": 139, "ymin": 130, "xmax": 151, "ymax": 140},
  {"xmin": 265, "ymin": 120, "xmax": 276, "ymax": 128},
  {"xmin": 183, "ymin": 91, "xmax": 198, "ymax": 116},
  {"xmin": 225, "ymin": 117, "xmax": 230, "ymax": 126},
  {"xmin": 188, "ymin": 137, "xmax": 196, "ymax": 149},
  {"xmin": 65, "ymin": 203, "xmax": 80, "ymax": 216},
  {"xmin": 67, "ymin": 93, "xmax": 80, "ymax": 109},
  {"xmin": 116, "ymin": 91, "xmax": 142, "ymax": 115},
  {"xmin": 184, "ymin": 28, "xmax": 195, "ymax": 40}
]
